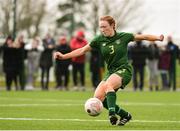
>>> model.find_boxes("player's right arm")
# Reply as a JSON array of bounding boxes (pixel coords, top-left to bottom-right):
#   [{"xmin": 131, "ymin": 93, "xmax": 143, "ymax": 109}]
[{"xmin": 54, "ymin": 44, "xmax": 92, "ymax": 60}]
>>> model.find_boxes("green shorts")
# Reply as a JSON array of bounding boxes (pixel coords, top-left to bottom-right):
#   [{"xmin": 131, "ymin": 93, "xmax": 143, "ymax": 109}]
[{"xmin": 103, "ymin": 65, "xmax": 133, "ymax": 89}]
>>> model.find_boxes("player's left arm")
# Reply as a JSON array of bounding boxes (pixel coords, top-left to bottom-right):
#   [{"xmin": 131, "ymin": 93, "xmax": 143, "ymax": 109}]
[{"xmin": 134, "ymin": 34, "xmax": 164, "ymax": 41}]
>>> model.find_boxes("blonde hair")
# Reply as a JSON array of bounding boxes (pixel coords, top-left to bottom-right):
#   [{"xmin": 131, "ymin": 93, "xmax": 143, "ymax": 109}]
[{"xmin": 100, "ymin": 15, "xmax": 116, "ymax": 30}]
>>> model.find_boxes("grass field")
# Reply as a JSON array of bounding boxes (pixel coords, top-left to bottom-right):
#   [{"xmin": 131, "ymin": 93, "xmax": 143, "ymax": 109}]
[{"xmin": 0, "ymin": 90, "xmax": 180, "ymax": 130}]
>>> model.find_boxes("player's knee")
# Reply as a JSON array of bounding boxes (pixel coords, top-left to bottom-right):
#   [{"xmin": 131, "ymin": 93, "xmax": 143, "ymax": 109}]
[{"xmin": 104, "ymin": 83, "xmax": 115, "ymax": 93}]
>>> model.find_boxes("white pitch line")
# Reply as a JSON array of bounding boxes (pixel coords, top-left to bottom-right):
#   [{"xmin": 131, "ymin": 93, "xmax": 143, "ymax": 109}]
[
  {"xmin": 0, "ymin": 117, "xmax": 107, "ymax": 122},
  {"xmin": 1, "ymin": 97, "xmax": 180, "ymax": 106},
  {"xmin": 1, "ymin": 102, "xmax": 180, "ymax": 107},
  {"xmin": 0, "ymin": 103, "xmax": 83, "ymax": 107},
  {"xmin": 133, "ymin": 120, "xmax": 180, "ymax": 123},
  {"xmin": 122, "ymin": 102, "xmax": 180, "ymax": 106},
  {"xmin": 0, "ymin": 97, "xmax": 84, "ymax": 103},
  {"xmin": 0, "ymin": 117, "xmax": 180, "ymax": 123}
]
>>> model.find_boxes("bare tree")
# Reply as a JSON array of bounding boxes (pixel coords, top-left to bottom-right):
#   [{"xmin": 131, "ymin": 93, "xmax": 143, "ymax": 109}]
[
  {"xmin": 87, "ymin": 0, "xmax": 148, "ymax": 35},
  {"xmin": 56, "ymin": 0, "xmax": 88, "ymax": 37},
  {"xmin": 0, "ymin": 0, "xmax": 46, "ymax": 37},
  {"xmin": 86, "ymin": 0, "xmax": 100, "ymax": 35},
  {"xmin": 16, "ymin": 0, "xmax": 46, "ymax": 37},
  {"xmin": 0, "ymin": 0, "xmax": 13, "ymax": 36},
  {"xmin": 102, "ymin": 0, "xmax": 148, "ymax": 32}
]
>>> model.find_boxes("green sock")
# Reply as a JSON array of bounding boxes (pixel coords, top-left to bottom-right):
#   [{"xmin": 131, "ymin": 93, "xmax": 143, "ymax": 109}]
[
  {"xmin": 106, "ymin": 92, "xmax": 116, "ymax": 116},
  {"xmin": 103, "ymin": 97, "xmax": 128, "ymax": 117},
  {"xmin": 115, "ymin": 105, "xmax": 128, "ymax": 118}
]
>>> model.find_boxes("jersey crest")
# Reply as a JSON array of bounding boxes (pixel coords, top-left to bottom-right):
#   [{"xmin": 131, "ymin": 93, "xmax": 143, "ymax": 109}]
[{"xmin": 115, "ymin": 39, "xmax": 121, "ymax": 45}]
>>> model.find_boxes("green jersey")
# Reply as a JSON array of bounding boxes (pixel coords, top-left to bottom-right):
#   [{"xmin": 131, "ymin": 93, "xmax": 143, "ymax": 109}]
[{"xmin": 90, "ymin": 32, "xmax": 134, "ymax": 73}]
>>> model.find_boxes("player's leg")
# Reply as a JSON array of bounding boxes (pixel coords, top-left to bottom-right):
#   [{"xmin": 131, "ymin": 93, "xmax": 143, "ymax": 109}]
[
  {"xmin": 94, "ymin": 73, "xmax": 123, "ymax": 124},
  {"xmin": 114, "ymin": 68, "xmax": 133, "ymax": 126},
  {"xmin": 104, "ymin": 74, "xmax": 122, "ymax": 116},
  {"xmin": 94, "ymin": 80, "xmax": 118, "ymax": 125},
  {"xmin": 103, "ymin": 98, "xmax": 130, "ymax": 120},
  {"xmin": 94, "ymin": 73, "xmax": 131, "ymax": 126},
  {"xmin": 94, "ymin": 74, "xmax": 122, "ymax": 125},
  {"xmin": 94, "ymin": 74, "xmax": 122, "ymax": 108},
  {"xmin": 94, "ymin": 74, "xmax": 122, "ymax": 94}
]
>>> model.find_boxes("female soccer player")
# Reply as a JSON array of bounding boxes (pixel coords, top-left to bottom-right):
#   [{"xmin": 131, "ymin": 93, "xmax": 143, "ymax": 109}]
[{"xmin": 54, "ymin": 15, "xmax": 164, "ymax": 126}]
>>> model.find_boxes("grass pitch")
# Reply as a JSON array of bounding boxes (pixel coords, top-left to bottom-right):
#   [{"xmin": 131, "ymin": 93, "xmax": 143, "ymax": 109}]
[{"xmin": 0, "ymin": 90, "xmax": 180, "ymax": 130}]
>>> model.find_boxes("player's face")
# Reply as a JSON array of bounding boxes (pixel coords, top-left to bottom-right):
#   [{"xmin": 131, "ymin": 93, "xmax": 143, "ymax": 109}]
[{"xmin": 99, "ymin": 20, "xmax": 114, "ymax": 37}]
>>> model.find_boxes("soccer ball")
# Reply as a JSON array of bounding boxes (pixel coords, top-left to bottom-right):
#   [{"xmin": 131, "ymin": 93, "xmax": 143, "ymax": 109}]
[{"xmin": 84, "ymin": 97, "xmax": 103, "ymax": 117}]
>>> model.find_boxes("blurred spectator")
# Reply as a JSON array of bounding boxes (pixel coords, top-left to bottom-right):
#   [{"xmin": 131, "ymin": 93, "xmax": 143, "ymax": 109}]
[
  {"xmin": 90, "ymin": 48, "xmax": 101, "ymax": 90},
  {"xmin": 158, "ymin": 47, "xmax": 171, "ymax": 90},
  {"xmin": 1, "ymin": 36, "xmax": 19, "ymax": 90},
  {"xmin": 166, "ymin": 36, "xmax": 180, "ymax": 91},
  {"xmin": 129, "ymin": 38, "xmax": 149, "ymax": 91},
  {"xmin": 16, "ymin": 35, "xmax": 26, "ymax": 90},
  {"xmin": 70, "ymin": 30, "xmax": 87, "ymax": 91},
  {"xmin": 55, "ymin": 36, "xmax": 71, "ymax": 90},
  {"xmin": 40, "ymin": 34, "xmax": 55, "ymax": 90},
  {"xmin": 25, "ymin": 37, "xmax": 44, "ymax": 90},
  {"xmin": 147, "ymin": 42, "xmax": 159, "ymax": 91}
]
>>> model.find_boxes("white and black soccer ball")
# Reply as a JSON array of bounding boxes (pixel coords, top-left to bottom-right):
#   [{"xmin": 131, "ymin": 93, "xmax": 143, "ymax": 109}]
[{"xmin": 84, "ymin": 97, "xmax": 103, "ymax": 117}]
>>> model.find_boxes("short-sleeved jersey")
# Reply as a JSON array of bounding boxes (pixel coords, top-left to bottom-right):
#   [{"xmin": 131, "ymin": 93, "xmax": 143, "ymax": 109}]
[{"xmin": 90, "ymin": 32, "xmax": 134, "ymax": 73}]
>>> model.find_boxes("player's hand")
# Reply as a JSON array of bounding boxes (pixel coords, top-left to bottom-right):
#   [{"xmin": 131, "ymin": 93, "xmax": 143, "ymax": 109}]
[
  {"xmin": 159, "ymin": 34, "xmax": 164, "ymax": 41},
  {"xmin": 53, "ymin": 52, "xmax": 64, "ymax": 60}
]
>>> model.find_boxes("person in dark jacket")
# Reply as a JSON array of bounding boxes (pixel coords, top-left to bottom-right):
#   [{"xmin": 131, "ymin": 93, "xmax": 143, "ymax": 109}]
[
  {"xmin": 129, "ymin": 39, "xmax": 149, "ymax": 91},
  {"xmin": 166, "ymin": 36, "xmax": 180, "ymax": 91},
  {"xmin": 1, "ymin": 36, "xmax": 20, "ymax": 90},
  {"xmin": 147, "ymin": 42, "xmax": 160, "ymax": 91},
  {"xmin": 90, "ymin": 48, "xmax": 101, "ymax": 90},
  {"xmin": 40, "ymin": 34, "xmax": 55, "ymax": 90},
  {"xmin": 16, "ymin": 35, "xmax": 26, "ymax": 90},
  {"xmin": 55, "ymin": 36, "xmax": 71, "ymax": 90}
]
